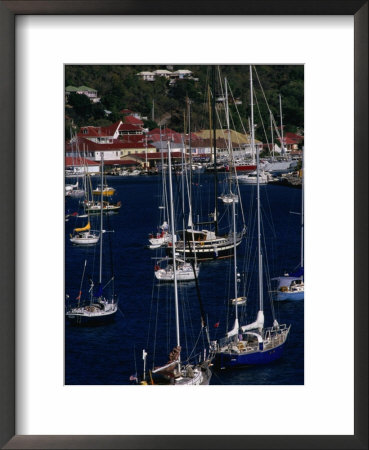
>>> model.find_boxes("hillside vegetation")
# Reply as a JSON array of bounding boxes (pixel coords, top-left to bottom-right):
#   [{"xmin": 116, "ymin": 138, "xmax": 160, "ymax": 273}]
[{"xmin": 65, "ymin": 65, "xmax": 304, "ymax": 141}]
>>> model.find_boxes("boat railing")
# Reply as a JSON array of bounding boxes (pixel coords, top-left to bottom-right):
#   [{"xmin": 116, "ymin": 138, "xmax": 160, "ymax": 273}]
[{"xmin": 218, "ymin": 335, "xmax": 238, "ymax": 349}]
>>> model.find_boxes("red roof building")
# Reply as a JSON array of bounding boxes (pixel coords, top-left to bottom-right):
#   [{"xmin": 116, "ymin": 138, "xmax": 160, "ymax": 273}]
[
  {"xmin": 66, "ymin": 136, "xmax": 157, "ymax": 163},
  {"xmin": 118, "ymin": 123, "xmax": 143, "ymax": 135},
  {"xmin": 147, "ymin": 127, "xmax": 183, "ymax": 144},
  {"xmin": 65, "ymin": 156, "xmax": 99, "ymax": 166},
  {"xmin": 124, "ymin": 115, "xmax": 144, "ymax": 126},
  {"xmin": 119, "ymin": 134, "xmax": 145, "ymax": 144},
  {"xmin": 78, "ymin": 121, "xmax": 123, "ymax": 143},
  {"xmin": 277, "ymin": 132, "xmax": 304, "ymax": 151}
]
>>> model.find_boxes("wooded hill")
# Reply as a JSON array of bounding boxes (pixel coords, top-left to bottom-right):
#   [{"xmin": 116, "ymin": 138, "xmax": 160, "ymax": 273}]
[{"xmin": 65, "ymin": 65, "xmax": 304, "ymax": 141}]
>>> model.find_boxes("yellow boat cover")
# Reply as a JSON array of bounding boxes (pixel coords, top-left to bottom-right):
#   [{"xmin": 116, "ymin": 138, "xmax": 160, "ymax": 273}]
[{"xmin": 74, "ymin": 222, "xmax": 91, "ymax": 232}]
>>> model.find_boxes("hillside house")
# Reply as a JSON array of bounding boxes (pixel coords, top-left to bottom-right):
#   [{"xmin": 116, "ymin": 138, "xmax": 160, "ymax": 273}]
[
  {"xmin": 65, "ymin": 85, "xmax": 100, "ymax": 103},
  {"xmin": 152, "ymin": 69, "xmax": 172, "ymax": 78},
  {"xmin": 136, "ymin": 71, "xmax": 155, "ymax": 81}
]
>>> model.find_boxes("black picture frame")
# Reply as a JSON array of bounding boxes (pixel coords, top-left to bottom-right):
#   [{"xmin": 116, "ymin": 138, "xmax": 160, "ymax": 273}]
[{"xmin": 0, "ymin": 1, "xmax": 367, "ymax": 449}]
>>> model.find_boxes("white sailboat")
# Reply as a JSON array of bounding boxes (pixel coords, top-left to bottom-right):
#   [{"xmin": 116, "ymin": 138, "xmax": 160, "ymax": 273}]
[
  {"xmin": 218, "ymin": 192, "xmax": 239, "ymax": 204},
  {"xmin": 147, "ymin": 129, "xmax": 173, "ymax": 249},
  {"xmin": 212, "ymin": 66, "xmax": 290, "ymax": 369},
  {"xmin": 236, "ymin": 170, "xmax": 271, "ymax": 184},
  {"xmin": 65, "ymin": 181, "xmax": 78, "ymax": 196},
  {"xmin": 66, "ymin": 154, "xmax": 118, "ymax": 325},
  {"xmin": 70, "ymin": 175, "xmax": 100, "ymax": 245},
  {"xmin": 68, "ymin": 178, "xmax": 85, "ymax": 198},
  {"xmin": 154, "ymin": 142, "xmax": 200, "ymax": 281},
  {"xmin": 154, "ymin": 257, "xmax": 199, "ymax": 282},
  {"xmin": 261, "ymin": 94, "xmax": 298, "ymax": 174},
  {"xmin": 69, "ymin": 220, "xmax": 100, "ymax": 246},
  {"xmin": 141, "ymin": 143, "xmax": 212, "ymax": 385},
  {"xmin": 148, "ymin": 221, "xmax": 172, "ymax": 249}
]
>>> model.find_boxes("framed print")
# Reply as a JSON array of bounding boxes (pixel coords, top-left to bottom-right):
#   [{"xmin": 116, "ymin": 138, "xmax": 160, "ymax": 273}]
[{"xmin": 1, "ymin": 1, "xmax": 367, "ymax": 449}]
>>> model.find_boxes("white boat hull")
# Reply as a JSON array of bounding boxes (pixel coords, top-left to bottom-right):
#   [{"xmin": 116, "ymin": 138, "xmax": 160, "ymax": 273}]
[
  {"xmin": 155, "ymin": 264, "xmax": 199, "ymax": 281},
  {"xmin": 70, "ymin": 232, "xmax": 100, "ymax": 245},
  {"xmin": 66, "ymin": 302, "xmax": 118, "ymax": 325},
  {"xmin": 148, "ymin": 234, "xmax": 172, "ymax": 249},
  {"xmin": 70, "ymin": 236, "xmax": 99, "ymax": 245},
  {"xmin": 237, "ymin": 176, "xmax": 268, "ymax": 184}
]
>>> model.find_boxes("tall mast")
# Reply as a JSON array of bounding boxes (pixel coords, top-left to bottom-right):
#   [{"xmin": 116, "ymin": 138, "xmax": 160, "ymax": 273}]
[
  {"xmin": 301, "ymin": 157, "xmax": 304, "ymax": 269},
  {"xmin": 248, "ymin": 118, "xmax": 255, "ymax": 164},
  {"xmin": 225, "ymin": 77, "xmax": 238, "ymax": 321},
  {"xmin": 167, "ymin": 142, "xmax": 181, "ymax": 367},
  {"xmin": 232, "ymin": 195, "xmax": 239, "ymax": 324},
  {"xmin": 279, "ymin": 93, "xmax": 285, "ymax": 155},
  {"xmin": 211, "ymin": 66, "xmax": 218, "ymax": 235},
  {"xmin": 144, "ymin": 134, "xmax": 148, "ymax": 170},
  {"xmin": 187, "ymin": 97, "xmax": 193, "ymax": 200},
  {"xmin": 99, "ymin": 153, "xmax": 104, "ymax": 286},
  {"xmin": 270, "ymin": 110, "xmax": 274, "ymax": 158},
  {"xmin": 224, "ymin": 78, "xmax": 233, "ymax": 195},
  {"xmin": 159, "ymin": 127, "xmax": 167, "ymax": 224},
  {"xmin": 250, "ymin": 66, "xmax": 263, "ymax": 312},
  {"xmin": 180, "ymin": 138, "xmax": 187, "ymax": 260}
]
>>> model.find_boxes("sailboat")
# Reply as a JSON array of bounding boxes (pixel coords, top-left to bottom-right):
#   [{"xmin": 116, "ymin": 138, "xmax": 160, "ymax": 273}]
[
  {"xmin": 218, "ymin": 192, "xmax": 239, "ymax": 204},
  {"xmin": 84, "ymin": 169, "xmax": 121, "ymax": 215},
  {"xmin": 154, "ymin": 134, "xmax": 200, "ymax": 281},
  {"xmin": 68, "ymin": 178, "xmax": 85, "ymax": 198},
  {"xmin": 211, "ymin": 66, "xmax": 290, "ymax": 370},
  {"xmin": 147, "ymin": 140, "xmax": 173, "ymax": 249},
  {"xmin": 66, "ymin": 155, "xmax": 118, "ymax": 325},
  {"xmin": 273, "ymin": 167, "xmax": 304, "ymax": 301},
  {"xmin": 92, "ymin": 163, "xmax": 116, "ymax": 197},
  {"xmin": 69, "ymin": 220, "xmax": 99, "ymax": 246},
  {"xmin": 70, "ymin": 175, "xmax": 100, "ymax": 245},
  {"xmin": 236, "ymin": 169, "xmax": 271, "ymax": 184},
  {"xmin": 65, "ymin": 180, "xmax": 78, "ymax": 196},
  {"xmin": 218, "ymin": 82, "xmax": 241, "ymax": 205},
  {"xmin": 261, "ymin": 94, "xmax": 298, "ymax": 174},
  {"xmin": 170, "ymin": 68, "xmax": 245, "ymax": 261},
  {"xmin": 84, "ymin": 199, "xmax": 122, "ymax": 215},
  {"xmin": 148, "ymin": 221, "xmax": 172, "ymax": 249},
  {"xmin": 92, "ymin": 184, "xmax": 116, "ymax": 197},
  {"xmin": 140, "ymin": 143, "xmax": 212, "ymax": 385},
  {"xmin": 154, "ymin": 143, "xmax": 200, "ymax": 282},
  {"xmin": 154, "ymin": 256, "xmax": 199, "ymax": 282}
]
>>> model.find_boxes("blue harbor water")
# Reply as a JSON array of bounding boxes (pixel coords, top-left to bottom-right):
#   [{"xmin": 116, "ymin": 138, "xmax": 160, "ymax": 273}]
[{"xmin": 65, "ymin": 173, "xmax": 304, "ymax": 385}]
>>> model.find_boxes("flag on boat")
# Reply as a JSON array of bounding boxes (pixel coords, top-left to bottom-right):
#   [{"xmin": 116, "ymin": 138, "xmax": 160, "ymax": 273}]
[
  {"xmin": 76, "ymin": 291, "xmax": 82, "ymax": 300},
  {"xmin": 214, "ymin": 322, "xmax": 220, "ymax": 328},
  {"xmin": 74, "ymin": 221, "xmax": 91, "ymax": 233}
]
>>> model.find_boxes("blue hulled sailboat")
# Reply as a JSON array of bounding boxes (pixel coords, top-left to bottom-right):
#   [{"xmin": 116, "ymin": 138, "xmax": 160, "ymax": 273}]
[{"xmin": 212, "ymin": 66, "xmax": 290, "ymax": 370}]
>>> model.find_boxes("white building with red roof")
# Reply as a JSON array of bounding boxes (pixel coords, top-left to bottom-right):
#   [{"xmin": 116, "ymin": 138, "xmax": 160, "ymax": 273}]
[
  {"xmin": 78, "ymin": 121, "xmax": 123, "ymax": 143},
  {"xmin": 118, "ymin": 123, "xmax": 144, "ymax": 136},
  {"xmin": 278, "ymin": 132, "xmax": 304, "ymax": 152},
  {"xmin": 66, "ymin": 136, "xmax": 157, "ymax": 164}
]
